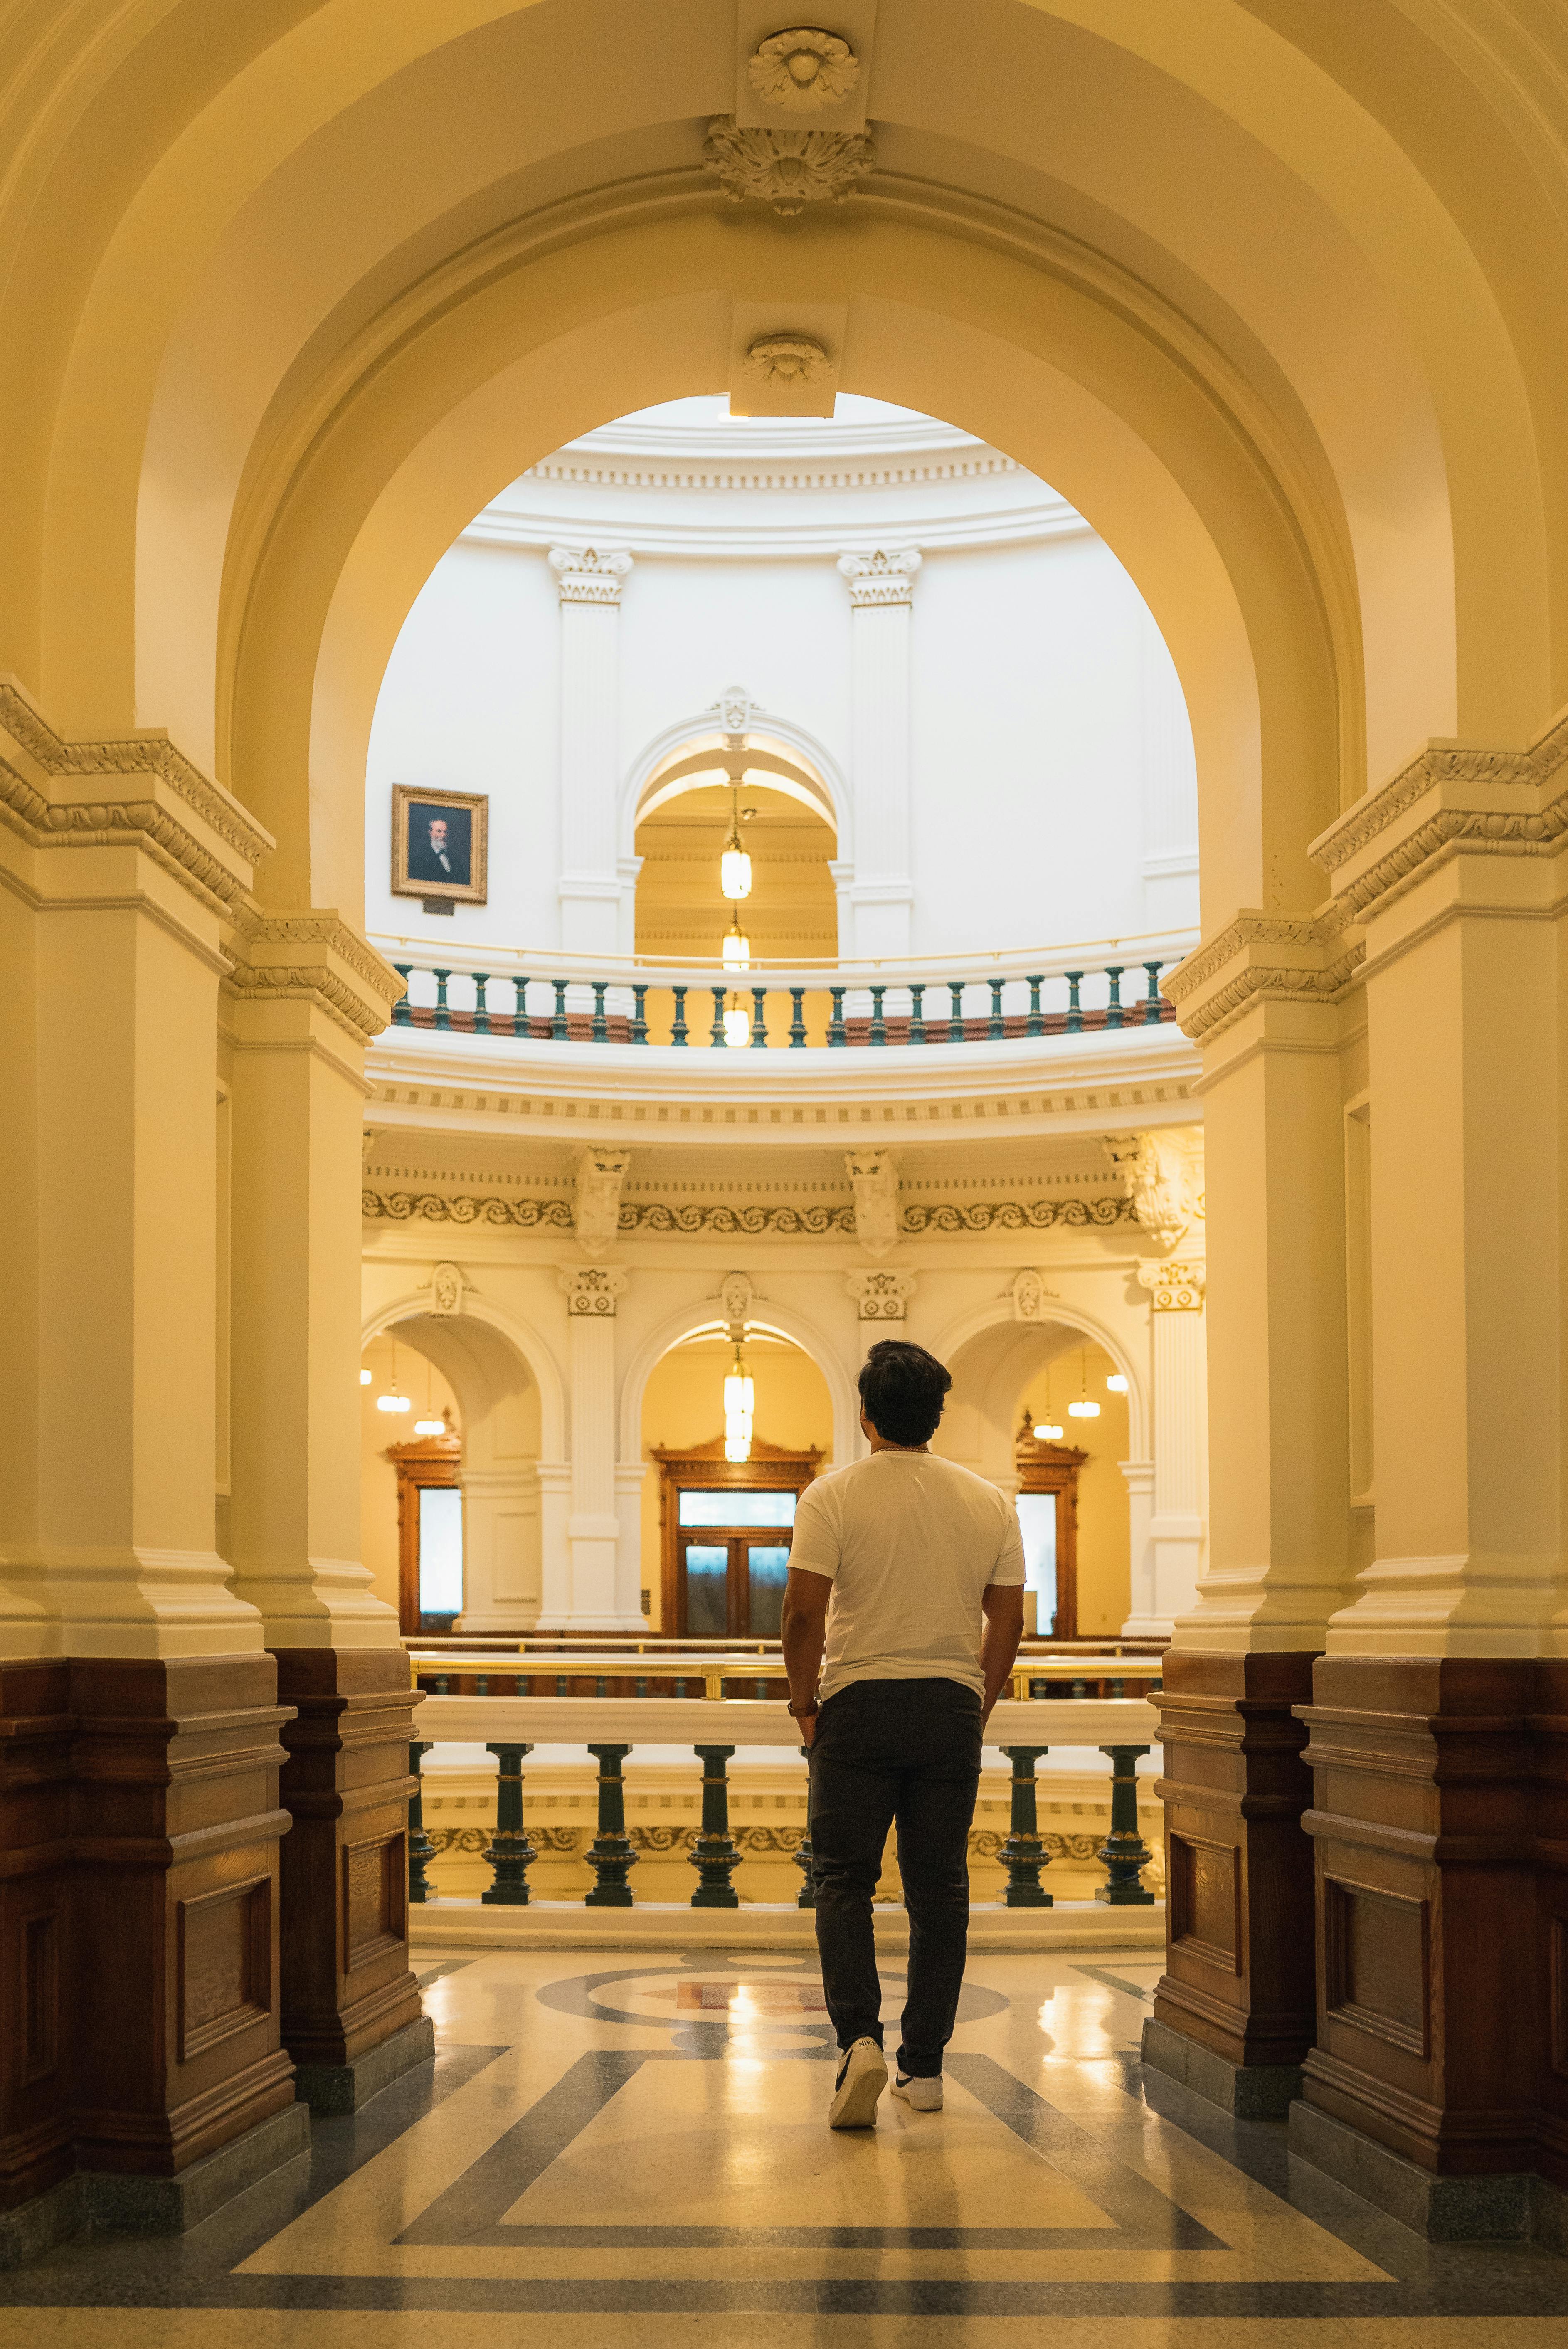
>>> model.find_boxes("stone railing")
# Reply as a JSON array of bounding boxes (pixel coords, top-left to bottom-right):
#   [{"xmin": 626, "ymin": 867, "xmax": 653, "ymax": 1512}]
[
  {"xmin": 408, "ymin": 1689, "xmax": 1160, "ymax": 1913},
  {"xmin": 412, "ymin": 1648, "xmax": 1163, "ymax": 1702},
  {"xmin": 375, "ymin": 930, "xmax": 1196, "ymax": 1051}
]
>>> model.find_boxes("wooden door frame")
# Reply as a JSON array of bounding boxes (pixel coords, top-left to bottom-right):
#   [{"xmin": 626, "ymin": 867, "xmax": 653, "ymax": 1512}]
[
  {"xmin": 387, "ymin": 1432, "xmax": 462, "ymax": 1636},
  {"xmin": 1016, "ymin": 1410, "xmax": 1086, "ymax": 1638},
  {"xmin": 650, "ymin": 1435, "xmax": 822, "ymax": 1636}
]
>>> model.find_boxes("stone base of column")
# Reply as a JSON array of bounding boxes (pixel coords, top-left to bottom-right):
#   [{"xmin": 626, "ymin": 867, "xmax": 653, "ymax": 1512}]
[
  {"xmin": 1141, "ymin": 2015, "xmax": 1302, "ymax": 2119},
  {"xmin": 271, "ymin": 1648, "xmax": 425, "ymax": 2076},
  {"xmin": 292, "ymin": 2013, "xmax": 436, "ymax": 2115},
  {"xmin": 1149, "ymin": 1649, "xmax": 1318, "ymax": 2082},
  {"xmin": 1288, "ymin": 2097, "xmax": 1568, "ymax": 2244}
]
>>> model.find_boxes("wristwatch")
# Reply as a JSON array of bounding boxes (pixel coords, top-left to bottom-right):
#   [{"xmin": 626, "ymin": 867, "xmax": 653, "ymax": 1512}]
[{"xmin": 786, "ymin": 1697, "xmax": 819, "ymax": 1719}]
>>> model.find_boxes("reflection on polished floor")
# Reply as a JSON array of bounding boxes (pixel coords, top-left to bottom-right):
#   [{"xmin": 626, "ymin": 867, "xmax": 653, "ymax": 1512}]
[{"xmin": 3, "ymin": 1948, "xmax": 1567, "ymax": 2347}]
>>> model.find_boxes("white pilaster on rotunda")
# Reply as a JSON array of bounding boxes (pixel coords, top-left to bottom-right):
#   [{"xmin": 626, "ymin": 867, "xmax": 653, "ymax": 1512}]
[
  {"xmin": 553, "ymin": 1264, "xmax": 643, "ymax": 1630},
  {"xmin": 1124, "ymin": 1256, "xmax": 1208, "ymax": 1637},
  {"xmin": 549, "ymin": 545, "xmax": 636, "ymax": 954},
  {"xmin": 837, "ymin": 548, "xmax": 921, "ymax": 957}
]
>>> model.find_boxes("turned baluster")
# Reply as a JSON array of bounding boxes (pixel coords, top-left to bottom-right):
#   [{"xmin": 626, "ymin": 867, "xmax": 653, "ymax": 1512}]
[
  {"xmin": 551, "ymin": 979, "xmax": 568, "ymax": 1040},
  {"xmin": 751, "ymin": 985, "xmax": 768, "ymax": 1047},
  {"xmin": 1142, "ymin": 960, "xmax": 1164, "ymax": 1025},
  {"xmin": 710, "ymin": 987, "xmax": 726, "ymax": 1047},
  {"xmin": 407, "ymin": 1739, "xmax": 436, "ymax": 1905},
  {"xmin": 631, "ymin": 983, "xmax": 648, "ymax": 1044},
  {"xmin": 1065, "ymin": 970, "xmax": 1083, "ymax": 1032},
  {"xmin": 998, "ymin": 1746, "xmax": 1053, "ymax": 1908},
  {"xmin": 988, "ymin": 977, "xmax": 1005, "ymax": 1039},
  {"xmin": 689, "ymin": 1744, "xmax": 741, "ymax": 1908},
  {"xmin": 511, "ymin": 973, "xmax": 530, "ymax": 1036},
  {"xmin": 789, "ymin": 986, "xmax": 806, "ymax": 1047},
  {"xmin": 482, "ymin": 1742, "xmax": 537, "ymax": 1905},
  {"xmin": 472, "ymin": 972, "xmax": 491, "ymax": 1035},
  {"xmin": 947, "ymin": 980, "xmax": 965, "ymax": 1042},
  {"xmin": 671, "ymin": 984, "xmax": 689, "ymax": 1047},
  {"xmin": 908, "ymin": 982, "xmax": 926, "ymax": 1045},
  {"xmin": 1025, "ymin": 975, "xmax": 1044, "ymax": 1038},
  {"xmin": 1105, "ymin": 965, "xmax": 1124, "ymax": 1029},
  {"xmin": 794, "ymin": 1741, "xmax": 816, "ymax": 1909},
  {"xmin": 590, "ymin": 980, "xmax": 609, "ymax": 1042},
  {"xmin": 869, "ymin": 984, "xmax": 887, "ymax": 1046},
  {"xmin": 828, "ymin": 987, "xmax": 847, "ymax": 1046},
  {"xmin": 1095, "ymin": 1745, "xmax": 1155, "ymax": 1905},
  {"xmin": 390, "ymin": 962, "xmax": 414, "ymax": 1025},
  {"xmin": 432, "ymin": 967, "xmax": 452, "ymax": 1030},
  {"xmin": 585, "ymin": 1742, "xmax": 637, "ymax": 1907}
]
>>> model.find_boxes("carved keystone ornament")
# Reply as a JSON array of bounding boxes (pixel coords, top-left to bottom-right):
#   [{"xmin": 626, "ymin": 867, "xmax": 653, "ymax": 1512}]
[
  {"xmin": 747, "ymin": 27, "xmax": 861, "ymax": 111},
  {"xmin": 745, "ymin": 332, "xmax": 829, "ymax": 388},
  {"xmin": 703, "ymin": 118, "xmax": 875, "ymax": 213}
]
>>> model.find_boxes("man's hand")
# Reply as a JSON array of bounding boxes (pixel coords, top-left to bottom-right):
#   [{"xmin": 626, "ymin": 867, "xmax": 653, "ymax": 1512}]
[
  {"xmin": 979, "ymin": 1582, "xmax": 1026, "ymax": 1728},
  {"xmin": 781, "ymin": 1567, "xmax": 831, "ymax": 1737},
  {"xmin": 799, "ymin": 1709, "xmax": 817, "ymax": 1749}
]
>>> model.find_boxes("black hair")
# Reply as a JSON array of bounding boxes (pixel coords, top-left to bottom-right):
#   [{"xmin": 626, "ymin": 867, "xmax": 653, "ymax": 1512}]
[{"xmin": 858, "ymin": 1339, "xmax": 952, "ymax": 1448}]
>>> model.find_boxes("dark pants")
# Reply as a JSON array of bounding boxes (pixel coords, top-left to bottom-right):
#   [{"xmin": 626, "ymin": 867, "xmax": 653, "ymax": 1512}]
[{"xmin": 809, "ymin": 1675, "xmax": 982, "ymax": 2077}]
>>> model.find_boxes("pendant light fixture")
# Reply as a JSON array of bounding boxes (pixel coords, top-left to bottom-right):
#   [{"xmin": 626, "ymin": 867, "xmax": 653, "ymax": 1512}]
[
  {"xmin": 722, "ymin": 996, "xmax": 749, "ymax": 1048},
  {"xmin": 1106, "ymin": 1372, "xmax": 1129, "ymax": 1394},
  {"xmin": 375, "ymin": 1337, "xmax": 412, "ymax": 1415},
  {"xmin": 360, "ymin": 1367, "xmax": 372, "ymax": 1386},
  {"xmin": 414, "ymin": 1359, "xmax": 448, "ymax": 1438},
  {"xmin": 1067, "ymin": 1348, "xmax": 1101, "ymax": 1420},
  {"xmin": 720, "ymin": 779, "xmax": 752, "ymax": 901},
  {"xmin": 1037, "ymin": 1366, "xmax": 1063, "ymax": 1443},
  {"xmin": 722, "ymin": 903, "xmax": 750, "ymax": 972},
  {"xmin": 724, "ymin": 1338, "xmax": 755, "ymax": 1462}
]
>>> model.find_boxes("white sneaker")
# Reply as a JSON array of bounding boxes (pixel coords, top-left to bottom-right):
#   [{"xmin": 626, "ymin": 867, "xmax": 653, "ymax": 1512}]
[
  {"xmin": 828, "ymin": 2038, "xmax": 888, "ymax": 2129},
  {"xmin": 891, "ymin": 2072, "xmax": 943, "ymax": 2111}
]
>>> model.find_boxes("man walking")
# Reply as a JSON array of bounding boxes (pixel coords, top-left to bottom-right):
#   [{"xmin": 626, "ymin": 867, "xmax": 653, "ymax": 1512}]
[{"xmin": 781, "ymin": 1338, "xmax": 1026, "ymax": 2129}]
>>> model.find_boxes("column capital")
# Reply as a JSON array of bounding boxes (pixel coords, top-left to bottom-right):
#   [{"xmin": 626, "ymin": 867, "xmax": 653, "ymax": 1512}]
[
  {"xmin": 847, "ymin": 1270, "xmax": 916, "ymax": 1322},
  {"xmin": 548, "ymin": 545, "xmax": 633, "ymax": 605},
  {"xmin": 558, "ymin": 1265, "xmax": 628, "ymax": 1316},
  {"xmin": 225, "ymin": 908, "xmax": 404, "ymax": 1043},
  {"xmin": 1162, "ymin": 907, "xmax": 1362, "ymax": 1046},
  {"xmin": 836, "ymin": 547, "xmax": 922, "ymax": 608},
  {"xmin": 1137, "ymin": 1258, "xmax": 1206, "ymax": 1310}
]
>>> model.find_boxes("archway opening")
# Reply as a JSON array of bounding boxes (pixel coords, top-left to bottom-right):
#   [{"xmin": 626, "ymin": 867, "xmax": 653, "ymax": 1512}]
[{"xmin": 634, "ymin": 775, "xmax": 838, "ymax": 963}]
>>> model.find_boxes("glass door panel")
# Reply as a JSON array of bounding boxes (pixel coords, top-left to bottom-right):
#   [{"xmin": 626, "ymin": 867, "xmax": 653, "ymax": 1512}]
[
  {"xmin": 683, "ymin": 1542, "xmax": 730, "ymax": 1637},
  {"xmin": 418, "ymin": 1484, "xmax": 463, "ymax": 1619},
  {"xmin": 746, "ymin": 1544, "xmax": 791, "ymax": 1638},
  {"xmin": 1014, "ymin": 1491, "xmax": 1058, "ymax": 1636}
]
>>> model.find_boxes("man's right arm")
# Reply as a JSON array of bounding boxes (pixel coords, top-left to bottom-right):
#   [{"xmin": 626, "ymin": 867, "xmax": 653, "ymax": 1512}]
[{"xmin": 979, "ymin": 1582, "xmax": 1026, "ymax": 1727}]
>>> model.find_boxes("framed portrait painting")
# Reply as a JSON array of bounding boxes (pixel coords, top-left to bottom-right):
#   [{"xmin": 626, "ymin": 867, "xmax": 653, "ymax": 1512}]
[{"xmin": 391, "ymin": 784, "xmax": 488, "ymax": 910}]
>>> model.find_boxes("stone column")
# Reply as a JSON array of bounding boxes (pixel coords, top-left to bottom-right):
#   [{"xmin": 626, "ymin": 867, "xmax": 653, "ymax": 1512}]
[
  {"xmin": 223, "ymin": 911, "xmax": 429, "ymax": 2110},
  {"xmin": 1286, "ymin": 735, "xmax": 1568, "ymax": 2225},
  {"xmin": 549, "ymin": 547, "xmax": 634, "ymax": 955},
  {"xmin": 0, "ymin": 682, "xmax": 305, "ymax": 2227},
  {"xmin": 552, "ymin": 1267, "xmax": 641, "ymax": 1631},
  {"xmin": 837, "ymin": 549, "xmax": 920, "ymax": 958},
  {"xmin": 1146, "ymin": 916, "xmax": 1359, "ymax": 2116},
  {"xmin": 1123, "ymin": 1259, "xmax": 1208, "ymax": 1636}
]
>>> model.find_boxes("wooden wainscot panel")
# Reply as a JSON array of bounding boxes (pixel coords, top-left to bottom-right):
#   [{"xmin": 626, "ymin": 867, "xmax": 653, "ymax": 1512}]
[
  {"xmin": 1151, "ymin": 1649, "xmax": 1317, "ymax": 2071},
  {"xmin": 1300, "ymin": 1656, "xmax": 1535, "ymax": 2177},
  {"xmin": 274, "ymin": 1648, "xmax": 423, "ymax": 2070},
  {"xmin": 69, "ymin": 1655, "xmax": 296, "ymax": 2175},
  {"xmin": 0, "ymin": 1663, "xmax": 73, "ymax": 2208},
  {"xmin": 1531, "ymin": 1658, "xmax": 1568, "ymax": 2189}
]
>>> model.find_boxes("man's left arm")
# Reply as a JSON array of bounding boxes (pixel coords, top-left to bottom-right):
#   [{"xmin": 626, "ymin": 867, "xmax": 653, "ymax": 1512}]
[
  {"xmin": 780, "ymin": 1568, "xmax": 832, "ymax": 1746},
  {"xmin": 979, "ymin": 1583, "xmax": 1026, "ymax": 1728}
]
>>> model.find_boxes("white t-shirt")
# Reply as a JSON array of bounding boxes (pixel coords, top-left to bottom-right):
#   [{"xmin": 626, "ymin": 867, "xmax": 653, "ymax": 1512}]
[{"xmin": 789, "ymin": 1449, "xmax": 1026, "ymax": 1703}]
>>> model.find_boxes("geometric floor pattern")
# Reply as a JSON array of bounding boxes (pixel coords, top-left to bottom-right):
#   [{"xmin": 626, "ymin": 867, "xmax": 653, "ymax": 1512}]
[{"xmin": 4, "ymin": 1947, "xmax": 1568, "ymax": 2346}]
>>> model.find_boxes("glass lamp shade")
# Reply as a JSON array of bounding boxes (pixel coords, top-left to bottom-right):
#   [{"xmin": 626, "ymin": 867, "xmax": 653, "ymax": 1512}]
[
  {"xmin": 1106, "ymin": 1373, "xmax": 1129, "ymax": 1393},
  {"xmin": 414, "ymin": 1417, "xmax": 446, "ymax": 1436},
  {"xmin": 724, "ymin": 1372, "xmax": 755, "ymax": 1417},
  {"xmin": 722, "ymin": 1003, "xmax": 749, "ymax": 1045},
  {"xmin": 376, "ymin": 1393, "xmax": 411, "ymax": 1414},
  {"xmin": 722, "ymin": 930, "xmax": 750, "ymax": 974},
  {"xmin": 1040, "ymin": 1422, "xmax": 1065, "ymax": 1441},
  {"xmin": 360, "ymin": 1367, "xmax": 372, "ymax": 1386},
  {"xmin": 1067, "ymin": 1399, "xmax": 1101, "ymax": 1419},
  {"xmin": 720, "ymin": 844, "xmax": 752, "ymax": 900},
  {"xmin": 724, "ymin": 1430, "xmax": 752, "ymax": 1463}
]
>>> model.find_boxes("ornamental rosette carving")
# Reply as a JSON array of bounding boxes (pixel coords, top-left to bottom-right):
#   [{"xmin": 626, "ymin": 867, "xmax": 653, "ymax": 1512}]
[
  {"xmin": 702, "ymin": 118, "xmax": 875, "ymax": 214},
  {"xmin": 747, "ymin": 27, "xmax": 861, "ymax": 112}
]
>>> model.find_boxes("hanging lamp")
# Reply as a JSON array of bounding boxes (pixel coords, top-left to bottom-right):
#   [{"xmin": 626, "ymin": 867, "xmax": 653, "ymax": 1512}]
[
  {"xmin": 375, "ymin": 1338, "xmax": 411, "ymax": 1414},
  {"xmin": 720, "ymin": 778, "xmax": 752, "ymax": 901},
  {"xmin": 1067, "ymin": 1348, "xmax": 1101, "ymax": 1419},
  {"xmin": 724, "ymin": 1338, "xmax": 755, "ymax": 1462},
  {"xmin": 1038, "ymin": 1366, "xmax": 1063, "ymax": 1443},
  {"xmin": 414, "ymin": 1359, "xmax": 447, "ymax": 1437},
  {"xmin": 722, "ymin": 903, "xmax": 751, "ymax": 972}
]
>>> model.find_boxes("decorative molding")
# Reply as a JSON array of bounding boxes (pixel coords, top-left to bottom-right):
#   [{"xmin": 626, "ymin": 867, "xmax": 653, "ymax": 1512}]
[
  {"xmin": 558, "ymin": 1265, "xmax": 629, "ymax": 1317},
  {"xmin": 718, "ymin": 1270, "xmax": 754, "ymax": 1334},
  {"xmin": 574, "ymin": 1147, "xmax": 631, "ymax": 1255},
  {"xmin": 363, "ymin": 1190, "xmax": 575, "ymax": 1228},
  {"xmin": 702, "ymin": 118, "xmax": 875, "ymax": 213},
  {"xmin": 1137, "ymin": 1258, "xmax": 1206, "ymax": 1311},
  {"xmin": 837, "ymin": 547, "xmax": 923, "ymax": 609},
  {"xmin": 747, "ymin": 27, "xmax": 860, "ymax": 111},
  {"xmin": 226, "ymin": 910, "xmax": 405, "ymax": 1043},
  {"xmin": 428, "ymin": 1262, "xmax": 466, "ymax": 1315},
  {"xmin": 1161, "ymin": 909, "xmax": 1363, "ymax": 1045},
  {"xmin": 1104, "ymin": 1131, "xmax": 1194, "ymax": 1249},
  {"xmin": 547, "ymin": 545, "xmax": 634, "ymax": 605},
  {"xmin": 1010, "ymin": 1269, "xmax": 1061, "ymax": 1323},
  {"xmin": 848, "ymin": 1269, "xmax": 916, "ymax": 1321},
  {"xmin": 845, "ymin": 1147, "xmax": 900, "ymax": 1258},
  {"xmin": 902, "ymin": 1196, "xmax": 1132, "ymax": 1233},
  {"xmin": 743, "ymin": 332, "xmax": 829, "ymax": 391},
  {"xmin": 622, "ymin": 1200, "xmax": 855, "ymax": 1236},
  {"xmin": 518, "ymin": 448, "xmax": 1019, "ymax": 496},
  {"xmin": 716, "ymin": 684, "xmax": 754, "ymax": 737}
]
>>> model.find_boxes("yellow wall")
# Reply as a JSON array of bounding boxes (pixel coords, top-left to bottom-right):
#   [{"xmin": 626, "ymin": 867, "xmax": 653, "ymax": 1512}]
[
  {"xmin": 360, "ymin": 1330, "xmax": 461, "ymax": 1619},
  {"xmin": 1018, "ymin": 1342, "xmax": 1131, "ymax": 1638},
  {"xmin": 639, "ymin": 1336, "xmax": 835, "ymax": 1627}
]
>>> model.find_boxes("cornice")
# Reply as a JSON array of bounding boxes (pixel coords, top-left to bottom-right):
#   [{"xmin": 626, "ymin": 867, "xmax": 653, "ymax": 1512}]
[
  {"xmin": 362, "ymin": 1186, "xmax": 1136, "ymax": 1239},
  {"xmin": 227, "ymin": 910, "xmax": 405, "ymax": 1043},
  {"xmin": 464, "ymin": 491, "xmax": 1085, "ymax": 562},
  {"xmin": 1161, "ymin": 909, "xmax": 1363, "ymax": 1045}
]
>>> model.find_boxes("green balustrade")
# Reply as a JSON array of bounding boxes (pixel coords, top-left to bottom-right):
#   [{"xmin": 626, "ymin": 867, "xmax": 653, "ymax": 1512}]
[
  {"xmin": 551, "ymin": 979, "xmax": 568, "ymax": 1040},
  {"xmin": 472, "ymin": 972, "xmax": 491, "ymax": 1035},
  {"xmin": 689, "ymin": 1744, "xmax": 741, "ymax": 1907},
  {"xmin": 828, "ymin": 987, "xmax": 846, "ymax": 1046},
  {"xmin": 391, "ymin": 963, "xmax": 413, "ymax": 1025},
  {"xmin": 988, "ymin": 978, "xmax": 1005, "ymax": 1039},
  {"xmin": 1095, "ymin": 1745, "xmax": 1155, "ymax": 1904},
  {"xmin": 432, "ymin": 967, "xmax": 452, "ymax": 1030},
  {"xmin": 908, "ymin": 982, "xmax": 926, "ymax": 1044},
  {"xmin": 1105, "ymin": 965, "xmax": 1124, "ymax": 1029},
  {"xmin": 789, "ymin": 987, "xmax": 806, "ymax": 1047},
  {"xmin": 1026, "ymin": 975, "xmax": 1044, "ymax": 1037},
  {"xmin": 710, "ymin": 987, "xmax": 726, "ymax": 1047},
  {"xmin": 671, "ymin": 984, "xmax": 688, "ymax": 1046},
  {"xmin": 591, "ymin": 981, "xmax": 609, "ymax": 1041},
  {"xmin": 1065, "ymin": 971, "xmax": 1083, "ymax": 1032},
  {"xmin": 584, "ymin": 1743, "xmax": 638, "ymax": 1906},
  {"xmin": 997, "ymin": 1746, "xmax": 1053, "ymax": 1907},
  {"xmin": 870, "ymin": 983, "xmax": 887, "ymax": 1045},
  {"xmin": 482, "ymin": 1741, "xmax": 537, "ymax": 1905},
  {"xmin": 1142, "ymin": 960, "xmax": 1163, "ymax": 1025},
  {"xmin": 751, "ymin": 985, "xmax": 768, "ymax": 1046},
  {"xmin": 631, "ymin": 983, "xmax": 648, "ymax": 1043}
]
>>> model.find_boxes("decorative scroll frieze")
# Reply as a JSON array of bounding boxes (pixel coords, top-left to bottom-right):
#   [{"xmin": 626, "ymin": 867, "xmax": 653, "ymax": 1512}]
[
  {"xmin": 363, "ymin": 1187, "xmax": 1141, "ymax": 1237},
  {"xmin": 226, "ymin": 910, "xmax": 404, "ymax": 1042},
  {"xmin": 363, "ymin": 1190, "xmax": 575, "ymax": 1228},
  {"xmin": 558, "ymin": 1265, "xmax": 628, "ymax": 1317},
  {"xmin": 848, "ymin": 1270, "xmax": 916, "ymax": 1321},
  {"xmin": 1136, "ymin": 1258, "xmax": 1206, "ymax": 1311},
  {"xmin": 837, "ymin": 548, "xmax": 923, "ymax": 609},
  {"xmin": 902, "ymin": 1196, "xmax": 1132, "ymax": 1233},
  {"xmin": 625, "ymin": 1200, "xmax": 855, "ymax": 1236},
  {"xmin": 702, "ymin": 118, "xmax": 875, "ymax": 213},
  {"xmin": 547, "ymin": 545, "xmax": 633, "ymax": 605}
]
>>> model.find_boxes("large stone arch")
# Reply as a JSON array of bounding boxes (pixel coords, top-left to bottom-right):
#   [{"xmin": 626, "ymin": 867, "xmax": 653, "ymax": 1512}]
[{"xmin": 617, "ymin": 1291, "xmax": 860, "ymax": 1473}]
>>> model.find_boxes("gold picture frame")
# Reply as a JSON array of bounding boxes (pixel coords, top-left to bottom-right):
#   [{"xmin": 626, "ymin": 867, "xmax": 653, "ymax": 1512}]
[{"xmin": 391, "ymin": 783, "xmax": 488, "ymax": 907}]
